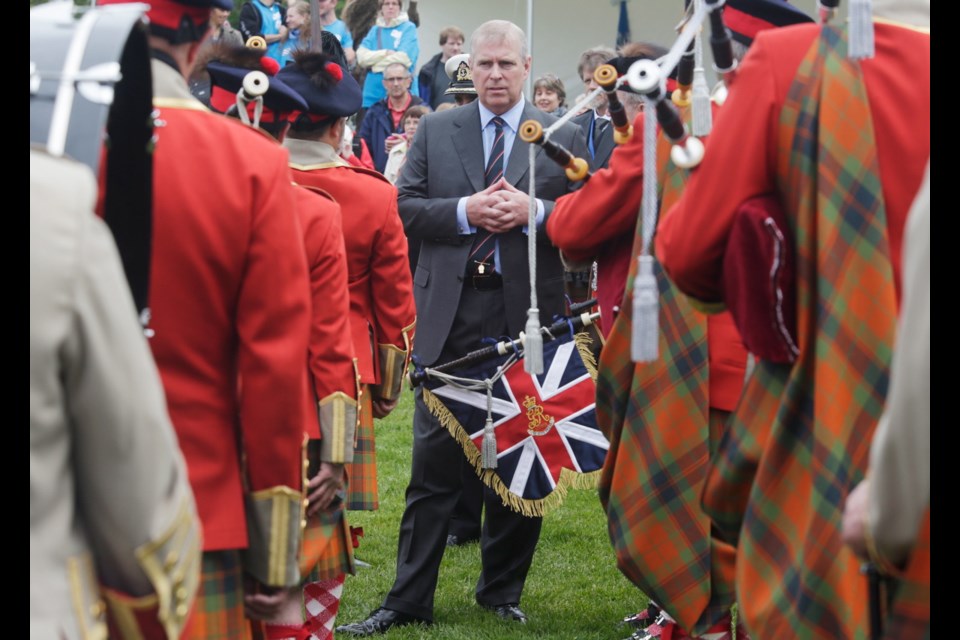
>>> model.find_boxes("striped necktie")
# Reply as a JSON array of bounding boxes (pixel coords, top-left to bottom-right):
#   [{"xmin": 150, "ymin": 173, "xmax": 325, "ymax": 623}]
[{"xmin": 468, "ymin": 116, "xmax": 506, "ymax": 275}]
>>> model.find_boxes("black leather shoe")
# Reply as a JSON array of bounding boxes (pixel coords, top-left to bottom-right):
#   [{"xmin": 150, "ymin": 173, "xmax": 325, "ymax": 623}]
[
  {"xmin": 335, "ymin": 607, "xmax": 429, "ymax": 636},
  {"xmin": 446, "ymin": 533, "xmax": 480, "ymax": 547},
  {"xmin": 483, "ymin": 603, "xmax": 528, "ymax": 623}
]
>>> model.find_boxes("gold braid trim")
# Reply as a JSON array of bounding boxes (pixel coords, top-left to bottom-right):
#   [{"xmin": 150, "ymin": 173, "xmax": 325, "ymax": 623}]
[
  {"xmin": 422, "ymin": 387, "xmax": 601, "ymax": 518},
  {"xmin": 402, "ymin": 319, "xmax": 417, "ymax": 373},
  {"xmin": 318, "ymin": 391, "xmax": 359, "ymax": 463},
  {"xmin": 129, "ymin": 495, "xmax": 201, "ymax": 639},
  {"xmin": 288, "ymin": 160, "xmax": 350, "ymax": 171},
  {"xmin": 242, "ymin": 485, "xmax": 304, "ymax": 586},
  {"xmin": 67, "ymin": 553, "xmax": 108, "ymax": 640},
  {"xmin": 372, "ymin": 344, "xmax": 408, "ymax": 401}
]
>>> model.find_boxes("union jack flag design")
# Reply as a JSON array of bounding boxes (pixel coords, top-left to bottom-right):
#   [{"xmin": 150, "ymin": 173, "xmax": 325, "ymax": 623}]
[{"xmin": 421, "ymin": 331, "xmax": 608, "ymax": 516}]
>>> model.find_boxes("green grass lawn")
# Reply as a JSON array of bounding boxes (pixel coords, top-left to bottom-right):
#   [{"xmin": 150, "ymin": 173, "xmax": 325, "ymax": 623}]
[{"xmin": 337, "ymin": 386, "xmax": 648, "ymax": 640}]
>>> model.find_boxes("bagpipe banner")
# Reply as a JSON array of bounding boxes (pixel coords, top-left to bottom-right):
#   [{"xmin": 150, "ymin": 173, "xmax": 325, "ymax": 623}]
[{"xmin": 421, "ymin": 330, "xmax": 607, "ymax": 516}]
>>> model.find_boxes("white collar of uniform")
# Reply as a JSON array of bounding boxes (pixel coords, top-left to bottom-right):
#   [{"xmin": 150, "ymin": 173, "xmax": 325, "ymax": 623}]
[{"xmin": 478, "ymin": 97, "xmax": 526, "ymax": 133}]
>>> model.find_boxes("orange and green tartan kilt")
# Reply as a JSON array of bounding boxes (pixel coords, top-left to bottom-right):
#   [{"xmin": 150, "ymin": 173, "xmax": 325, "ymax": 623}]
[
  {"xmin": 884, "ymin": 507, "xmax": 930, "ymax": 640},
  {"xmin": 596, "ymin": 135, "xmax": 740, "ymax": 636},
  {"xmin": 345, "ymin": 386, "xmax": 377, "ymax": 511},
  {"xmin": 705, "ymin": 408, "xmax": 737, "ymax": 619},
  {"xmin": 732, "ymin": 25, "xmax": 897, "ymax": 640},
  {"xmin": 181, "ymin": 549, "xmax": 249, "ymax": 640},
  {"xmin": 701, "ymin": 360, "xmax": 787, "ymax": 545},
  {"xmin": 300, "ymin": 501, "xmax": 355, "ymax": 581},
  {"xmin": 597, "ymin": 260, "xmax": 731, "ymax": 635}
]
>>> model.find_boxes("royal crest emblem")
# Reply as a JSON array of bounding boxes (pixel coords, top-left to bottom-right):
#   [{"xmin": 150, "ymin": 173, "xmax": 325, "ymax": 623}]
[
  {"xmin": 456, "ymin": 61, "xmax": 472, "ymax": 82},
  {"xmin": 523, "ymin": 395, "xmax": 555, "ymax": 436}
]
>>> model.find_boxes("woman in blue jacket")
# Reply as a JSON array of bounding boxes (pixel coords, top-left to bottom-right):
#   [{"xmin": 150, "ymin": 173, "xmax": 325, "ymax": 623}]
[{"xmin": 356, "ymin": 0, "xmax": 419, "ymax": 108}]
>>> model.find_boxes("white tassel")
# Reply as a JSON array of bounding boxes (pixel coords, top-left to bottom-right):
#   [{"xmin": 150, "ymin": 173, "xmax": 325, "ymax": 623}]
[
  {"xmin": 691, "ymin": 68, "xmax": 712, "ymax": 136},
  {"xmin": 481, "ymin": 380, "xmax": 497, "ymax": 469},
  {"xmin": 848, "ymin": 0, "xmax": 875, "ymax": 60},
  {"xmin": 692, "ymin": 0, "xmax": 712, "ymax": 137},
  {"xmin": 481, "ymin": 417, "xmax": 498, "ymax": 469},
  {"xmin": 631, "ymin": 255, "xmax": 659, "ymax": 363},
  {"xmin": 236, "ymin": 93, "xmax": 264, "ymax": 128},
  {"xmin": 523, "ymin": 308, "xmax": 544, "ymax": 375}
]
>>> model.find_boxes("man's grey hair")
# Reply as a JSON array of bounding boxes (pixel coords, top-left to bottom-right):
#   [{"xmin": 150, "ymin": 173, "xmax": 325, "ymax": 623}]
[
  {"xmin": 384, "ymin": 62, "xmax": 410, "ymax": 77},
  {"xmin": 577, "ymin": 46, "xmax": 617, "ymax": 78},
  {"xmin": 618, "ymin": 89, "xmax": 644, "ymax": 111},
  {"xmin": 470, "ymin": 20, "xmax": 529, "ymax": 59}
]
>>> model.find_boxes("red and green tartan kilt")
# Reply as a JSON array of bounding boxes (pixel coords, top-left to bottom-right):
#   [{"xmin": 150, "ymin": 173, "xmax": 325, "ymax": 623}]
[
  {"xmin": 598, "ymin": 260, "xmax": 725, "ymax": 635},
  {"xmin": 181, "ymin": 550, "xmax": 249, "ymax": 640},
  {"xmin": 705, "ymin": 408, "xmax": 737, "ymax": 615},
  {"xmin": 300, "ymin": 502, "xmax": 355, "ymax": 581},
  {"xmin": 345, "ymin": 387, "xmax": 377, "ymax": 511},
  {"xmin": 596, "ymin": 138, "xmax": 739, "ymax": 635},
  {"xmin": 701, "ymin": 360, "xmax": 788, "ymax": 544},
  {"xmin": 733, "ymin": 26, "xmax": 897, "ymax": 640},
  {"xmin": 884, "ymin": 507, "xmax": 930, "ymax": 640}
]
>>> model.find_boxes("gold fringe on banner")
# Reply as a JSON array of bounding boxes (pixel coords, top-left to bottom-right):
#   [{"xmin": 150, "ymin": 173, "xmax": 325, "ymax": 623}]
[
  {"xmin": 574, "ymin": 331, "xmax": 599, "ymax": 381},
  {"xmin": 421, "ymin": 334, "xmax": 603, "ymax": 517}
]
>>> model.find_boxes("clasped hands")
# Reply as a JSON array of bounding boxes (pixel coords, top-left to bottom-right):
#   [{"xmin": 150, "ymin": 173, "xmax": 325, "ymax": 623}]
[{"xmin": 466, "ymin": 179, "xmax": 535, "ymax": 234}]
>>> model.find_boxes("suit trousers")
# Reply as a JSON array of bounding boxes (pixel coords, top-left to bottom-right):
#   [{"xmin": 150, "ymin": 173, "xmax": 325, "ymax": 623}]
[
  {"xmin": 383, "ymin": 285, "xmax": 543, "ymax": 621},
  {"xmin": 448, "ymin": 460, "xmax": 484, "ymax": 541}
]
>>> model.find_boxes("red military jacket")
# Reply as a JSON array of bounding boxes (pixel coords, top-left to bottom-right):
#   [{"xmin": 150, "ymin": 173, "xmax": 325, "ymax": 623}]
[
  {"xmin": 285, "ymin": 138, "xmax": 416, "ymax": 399},
  {"xmin": 148, "ymin": 60, "xmax": 311, "ymax": 560},
  {"xmin": 548, "ymin": 108, "xmax": 748, "ymax": 412},
  {"xmin": 293, "ymin": 184, "xmax": 361, "ymax": 461},
  {"xmin": 657, "ymin": 21, "xmax": 931, "ymax": 305}
]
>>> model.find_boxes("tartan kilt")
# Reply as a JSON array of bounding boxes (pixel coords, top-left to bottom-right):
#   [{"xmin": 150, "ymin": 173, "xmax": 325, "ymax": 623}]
[
  {"xmin": 181, "ymin": 550, "xmax": 249, "ymax": 640},
  {"xmin": 733, "ymin": 26, "xmax": 898, "ymax": 640},
  {"xmin": 300, "ymin": 503, "xmax": 355, "ymax": 581},
  {"xmin": 701, "ymin": 359, "xmax": 789, "ymax": 544},
  {"xmin": 595, "ymin": 278, "xmax": 726, "ymax": 635},
  {"xmin": 884, "ymin": 507, "xmax": 930, "ymax": 640},
  {"xmin": 596, "ymin": 138, "xmax": 735, "ymax": 635},
  {"xmin": 345, "ymin": 387, "xmax": 377, "ymax": 511}
]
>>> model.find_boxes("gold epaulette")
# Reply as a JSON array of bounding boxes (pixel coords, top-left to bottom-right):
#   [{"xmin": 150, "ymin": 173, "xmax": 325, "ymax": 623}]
[
  {"xmin": 318, "ymin": 391, "xmax": 360, "ymax": 464},
  {"xmin": 103, "ymin": 496, "xmax": 201, "ymax": 639}
]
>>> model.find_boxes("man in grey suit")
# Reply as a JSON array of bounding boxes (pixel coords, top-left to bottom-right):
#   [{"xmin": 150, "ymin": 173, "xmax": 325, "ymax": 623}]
[
  {"xmin": 572, "ymin": 46, "xmax": 617, "ymax": 171},
  {"xmin": 337, "ymin": 18, "xmax": 588, "ymax": 636}
]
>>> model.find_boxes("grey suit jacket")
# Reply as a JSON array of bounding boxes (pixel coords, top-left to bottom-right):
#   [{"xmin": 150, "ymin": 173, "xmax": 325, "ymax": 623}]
[
  {"xmin": 396, "ymin": 100, "xmax": 589, "ymax": 365},
  {"xmin": 573, "ymin": 109, "xmax": 616, "ymax": 171},
  {"xmin": 30, "ymin": 148, "xmax": 201, "ymax": 640}
]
